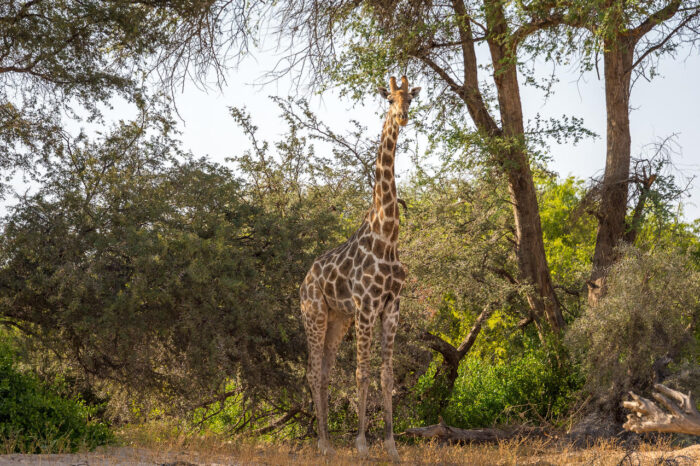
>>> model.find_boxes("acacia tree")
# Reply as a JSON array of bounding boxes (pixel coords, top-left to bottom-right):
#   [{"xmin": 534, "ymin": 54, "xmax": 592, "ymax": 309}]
[
  {"xmin": 273, "ymin": 0, "xmax": 603, "ymax": 334},
  {"xmin": 0, "ymin": 0, "xmax": 259, "ymax": 194},
  {"xmin": 545, "ymin": 0, "xmax": 700, "ymax": 304}
]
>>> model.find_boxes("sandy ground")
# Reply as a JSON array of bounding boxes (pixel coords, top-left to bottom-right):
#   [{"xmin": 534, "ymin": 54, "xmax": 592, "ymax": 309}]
[{"xmin": 1, "ymin": 443, "xmax": 699, "ymax": 465}]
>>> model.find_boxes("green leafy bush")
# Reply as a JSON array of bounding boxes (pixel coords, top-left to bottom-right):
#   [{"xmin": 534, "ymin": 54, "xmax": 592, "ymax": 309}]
[
  {"xmin": 414, "ymin": 346, "xmax": 581, "ymax": 429},
  {"xmin": 0, "ymin": 341, "xmax": 112, "ymax": 453}
]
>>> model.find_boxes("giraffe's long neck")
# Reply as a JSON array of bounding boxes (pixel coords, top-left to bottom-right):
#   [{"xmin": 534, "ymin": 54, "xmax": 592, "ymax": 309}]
[{"xmin": 369, "ymin": 108, "xmax": 400, "ymax": 244}]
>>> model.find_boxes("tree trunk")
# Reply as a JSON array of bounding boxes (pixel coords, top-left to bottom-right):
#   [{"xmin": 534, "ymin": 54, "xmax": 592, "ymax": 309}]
[
  {"xmin": 405, "ymin": 416, "xmax": 543, "ymax": 443},
  {"xmin": 588, "ymin": 40, "xmax": 634, "ymax": 306},
  {"xmin": 485, "ymin": 1, "xmax": 565, "ymax": 332}
]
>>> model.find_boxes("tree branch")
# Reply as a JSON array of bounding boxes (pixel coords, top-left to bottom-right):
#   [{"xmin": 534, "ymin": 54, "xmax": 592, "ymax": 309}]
[
  {"xmin": 630, "ymin": 0, "xmax": 682, "ymax": 40},
  {"xmin": 628, "ymin": 6, "xmax": 700, "ymax": 72}
]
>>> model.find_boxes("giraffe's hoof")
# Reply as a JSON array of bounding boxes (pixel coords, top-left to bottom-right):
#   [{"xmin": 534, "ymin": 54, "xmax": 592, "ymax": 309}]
[
  {"xmin": 318, "ymin": 439, "xmax": 335, "ymax": 456},
  {"xmin": 385, "ymin": 439, "xmax": 400, "ymax": 462},
  {"xmin": 355, "ymin": 436, "xmax": 369, "ymax": 457}
]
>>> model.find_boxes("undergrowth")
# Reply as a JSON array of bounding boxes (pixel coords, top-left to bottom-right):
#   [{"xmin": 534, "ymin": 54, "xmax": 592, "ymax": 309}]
[{"xmin": 0, "ymin": 339, "xmax": 113, "ymax": 453}]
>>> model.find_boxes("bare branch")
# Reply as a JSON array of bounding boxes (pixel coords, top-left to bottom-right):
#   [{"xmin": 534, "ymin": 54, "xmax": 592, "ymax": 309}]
[{"xmin": 623, "ymin": 384, "xmax": 700, "ymax": 436}]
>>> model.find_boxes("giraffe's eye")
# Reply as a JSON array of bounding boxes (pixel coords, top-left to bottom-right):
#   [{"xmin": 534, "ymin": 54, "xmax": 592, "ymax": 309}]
[{"xmin": 388, "ymin": 98, "xmax": 394, "ymax": 104}]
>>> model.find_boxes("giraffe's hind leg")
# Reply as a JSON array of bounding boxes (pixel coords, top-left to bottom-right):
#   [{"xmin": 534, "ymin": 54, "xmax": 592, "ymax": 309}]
[
  {"xmin": 300, "ymin": 285, "xmax": 332, "ymax": 455},
  {"xmin": 380, "ymin": 297, "xmax": 400, "ymax": 462},
  {"xmin": 319, "ymin": 313, "xmax": 353, "ymax": 447},
  {"xmin": 354, "ymin": 301, "xmax": 378, "ymax": 458}
]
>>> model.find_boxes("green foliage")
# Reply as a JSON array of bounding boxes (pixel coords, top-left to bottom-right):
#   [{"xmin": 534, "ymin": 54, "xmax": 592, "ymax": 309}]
[
  {"xmin": 0, "ymin": 0, "xmax": 253, "ymax": 196},
  {"xmin": 567, "ymin": 245, "xmax": 700, "ymax": 414},
  {"xmin": 413, "ymin": 345, "xmax": 581, "ymax": 429},
  {"xmin": 0, "ymin": 101, "xmax": 353, "ymax": 422},
  {"xmin": 0, "ymin": 339, "xmax": 112, "ymax": 453}
]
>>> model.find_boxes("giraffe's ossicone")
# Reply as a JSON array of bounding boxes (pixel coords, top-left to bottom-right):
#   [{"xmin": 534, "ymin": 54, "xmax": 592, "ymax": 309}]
[{"xmin": 299, "ymin": 76, "xmax": 420, "ymax": 461}]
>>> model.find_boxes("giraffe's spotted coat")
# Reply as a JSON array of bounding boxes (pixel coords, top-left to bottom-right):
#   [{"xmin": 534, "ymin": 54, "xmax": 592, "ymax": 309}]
[{"xmin": 299, "ymin": 76, "xmax": 420, "ymax": 460}]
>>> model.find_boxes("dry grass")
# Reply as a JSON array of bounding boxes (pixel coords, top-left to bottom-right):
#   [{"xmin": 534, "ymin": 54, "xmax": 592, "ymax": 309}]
[
  {"xmin": 2, "ymin": 422, "xmax": 699, "ymax": 465},
  {"xmin": 109, "ymin": 422, "xmax": 700, "ymax": 465}
]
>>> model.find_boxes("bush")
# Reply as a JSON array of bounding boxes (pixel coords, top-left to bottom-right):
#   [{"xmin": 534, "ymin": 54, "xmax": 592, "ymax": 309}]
[
  {"xmin": 0, "ymin": 341, "xmax": 112, "ymax": 453},
  {"xmin": 566, "ymin": 245, "xmax": 700, "ymax": 415},
  {"xmin": 413, "ymin": 345, "xmax": 581, "ymax": 429}
]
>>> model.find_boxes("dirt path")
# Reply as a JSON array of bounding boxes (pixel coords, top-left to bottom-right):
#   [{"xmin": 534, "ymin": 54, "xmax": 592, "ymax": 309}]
[
  {"xmin": 0, "ymin": 447, "xmax": 235, "ymax": 466},
  {"xmin": 1, "ymin": 444, "xmax": 699, "ymax": 465}
]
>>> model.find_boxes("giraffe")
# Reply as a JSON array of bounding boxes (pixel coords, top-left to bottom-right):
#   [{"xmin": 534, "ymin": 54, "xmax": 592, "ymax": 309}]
[{"xmin": 299, "ymin": 76, "xmax": 420, "ymax": 460}]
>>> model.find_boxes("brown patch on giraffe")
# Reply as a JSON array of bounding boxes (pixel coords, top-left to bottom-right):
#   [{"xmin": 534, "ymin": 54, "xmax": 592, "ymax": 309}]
[
  {"xmin": 363, "ymin": 255, "xmax": 375, "ymax": 269},
  {"xmin": 359, "ymin": 235, "xmax": 371, "ymax": 251},
  {"xmin": 369, "ymin": 284, "xmax": 382, "ymax": 297},
  {"xmin": 382, "ymin": 221, "xmax": 394, "ymax": 237},
  {"xmin": 339, "ymin": 258, "xmax": 352, "ymax": 276},
  {"xmin": 391, "ymin": 227, "xmax": 398, "ymax": 242},
  {"xmin": 382, "ymin": 181, "xmax": 390, "ymax": 192},
  {"xmin": 354, "ymin": 254, "xmax": 363, "ymax": 267},
  {"xmin": 385, "ymin": 139, "xmax": 394, "ymax": 151},
  {"xmin": 392, "ymin": 264, "xmax": 405, "ymax": 278},
  {"xmin": 383, "ymin": 245, "xmax": 392, "ymax": 262},
  {"xmin": 382, "ymin": 191, "xmax": 393, "ymax": 205},
  {"xmin": 328, "ymin": 268, "xmax": 338, "ymax": 282},
  {"xmin": 336, "ymin": 280, "xmax": 351, "ymax": 299},
  {"xmin": 378, "ymin": 263, "xmax": 391, "ymax": 275},
  {"xmin": 373, "ymin": 238, "xmax": 386, "ymax": 258},
  {"xmin": 312, "ymin": 263, "xmax": 321, "ymax": 276},
  {"xmin": 391, "ymin": 203, "xmax": 398, "ymax": 217}
]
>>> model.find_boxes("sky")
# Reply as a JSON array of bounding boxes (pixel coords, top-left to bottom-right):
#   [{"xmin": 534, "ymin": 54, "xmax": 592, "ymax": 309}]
[{"xmin": 94, "ymin": 41, "xmax": 700, "ymax": 222}]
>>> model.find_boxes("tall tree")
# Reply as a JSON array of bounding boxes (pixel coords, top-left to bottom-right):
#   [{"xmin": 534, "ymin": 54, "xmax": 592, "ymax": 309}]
[
  {"xmin": 275, "ymin": 0, "xmax": 601, "ymax": 333},
  {"xmin": 549, "ymin": 0, "xmax": 700, "ymax": 304}
]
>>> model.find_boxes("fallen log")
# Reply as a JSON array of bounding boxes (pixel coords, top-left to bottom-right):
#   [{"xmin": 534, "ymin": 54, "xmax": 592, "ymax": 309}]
[
  {"xmin": 403, "ymin": 416, "xmax": 540, "ymax": 443},
  {"xmin": 623, "ymin": 383, "xmax": 700, "ymax": 436}
]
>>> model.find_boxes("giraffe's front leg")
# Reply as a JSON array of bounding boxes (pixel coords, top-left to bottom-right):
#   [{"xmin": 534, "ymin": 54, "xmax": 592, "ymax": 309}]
[
  {"xmin": 381, "ymin": 296, "xmax": 400, "ymax": 462},
  {"xmin": 354, "ymin": 302, "xmax": 377, "ymax": 458}
]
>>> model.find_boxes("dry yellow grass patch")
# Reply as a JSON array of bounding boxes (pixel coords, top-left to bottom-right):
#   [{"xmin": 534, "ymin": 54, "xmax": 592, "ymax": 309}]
[
  {"xmin": 3, "ymin": 422, "xmax": 698, "ymax": 465},
  {"xmin": 110, "ymin": 422, "xmax": 700, "ymax": 465}
]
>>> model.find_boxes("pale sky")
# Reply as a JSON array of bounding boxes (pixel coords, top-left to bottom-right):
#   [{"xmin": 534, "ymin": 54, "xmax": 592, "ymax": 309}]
[
  {"xmin": 57, "ymin": 39, "xmax": 700, "ymax": 224},
  {"xmin": 161, "ymin": 45, "xmax": 700, "ymax": 222}
]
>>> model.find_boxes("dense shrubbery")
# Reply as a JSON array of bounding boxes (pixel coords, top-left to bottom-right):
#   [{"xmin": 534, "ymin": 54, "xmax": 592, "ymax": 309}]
[
  {"xmin": 566, "ymin": 245, "xmax": 700, "ymax": 416},
  {"xmin": 0, "ymin": 340, "xmax": 112, "ymax": 453},
  {"xmin": 0, "ymin": 95, "xmax": 697, "ymax": 441},
  {"xmin": 411, "ymin": 345, "xmax": 581, "ymax": 429}
]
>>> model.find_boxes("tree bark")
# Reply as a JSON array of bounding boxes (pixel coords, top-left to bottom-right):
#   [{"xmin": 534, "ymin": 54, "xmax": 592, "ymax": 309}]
[
  {"xmin": 421, "ymin": 304, "xmax": 496, "ymax": 391},
  {"xmin": 485, "ymin": 0, "xmax": 565, "ymax": 332},
  {"xmin": 588, "ymin": 39, "xmax": 634, "ymax": 306}
]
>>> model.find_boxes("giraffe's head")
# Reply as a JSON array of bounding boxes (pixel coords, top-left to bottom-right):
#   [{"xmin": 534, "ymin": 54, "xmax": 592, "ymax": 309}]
[{"xmin": 377, "ymin": 76, "xmax": 421, "ymax": 127}]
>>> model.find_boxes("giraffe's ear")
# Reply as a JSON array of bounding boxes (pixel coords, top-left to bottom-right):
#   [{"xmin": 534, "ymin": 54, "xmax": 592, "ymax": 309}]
[
  {"xmin": 410, "ymin": 86, "xmax": 422, "ymax": 98},
  {"xmin": 377, "ymin": 86, "xmax": 390, "ymax": 99}
]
